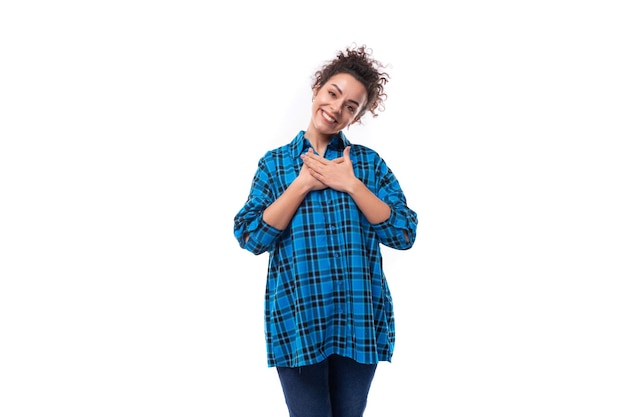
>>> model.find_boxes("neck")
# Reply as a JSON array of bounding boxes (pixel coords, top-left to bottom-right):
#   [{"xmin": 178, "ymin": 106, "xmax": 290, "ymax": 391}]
[{"xmin": 304, "ymin": 126, "xmax": 334, "ymax": 155}]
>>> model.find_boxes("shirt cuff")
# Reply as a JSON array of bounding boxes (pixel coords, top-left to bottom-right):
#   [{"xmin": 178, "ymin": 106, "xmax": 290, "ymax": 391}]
[
  {"xmin": 247, "ymin": 217, "xmax": 283, "ymax": 250},
  {"xmin": 370, "ymin": 209, "xmax": 406, "ymax": 240}
]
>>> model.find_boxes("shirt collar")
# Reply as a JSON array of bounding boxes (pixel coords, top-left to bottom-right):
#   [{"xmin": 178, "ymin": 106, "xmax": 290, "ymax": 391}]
[{"xmin": 290, "ymin": 130, "xmax": 351, "ymax": 159}]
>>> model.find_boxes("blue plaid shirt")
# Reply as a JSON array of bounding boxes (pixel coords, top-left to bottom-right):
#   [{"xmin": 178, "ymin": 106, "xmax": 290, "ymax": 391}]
[{"xmin": 234, "ymin": 131, "xmax": 418, "ymax": 368}]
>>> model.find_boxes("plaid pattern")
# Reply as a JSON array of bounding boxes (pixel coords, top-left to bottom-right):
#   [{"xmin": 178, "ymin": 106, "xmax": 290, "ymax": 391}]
[{"xmin": 234, "ymin": 131, "xmax": 417, "ymax": 368}]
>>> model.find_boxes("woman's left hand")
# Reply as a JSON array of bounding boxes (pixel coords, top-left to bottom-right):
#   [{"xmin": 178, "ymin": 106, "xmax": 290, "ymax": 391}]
[{"xmin": 301, "ymin": 146, "xmax": 358, "ymax": 193}]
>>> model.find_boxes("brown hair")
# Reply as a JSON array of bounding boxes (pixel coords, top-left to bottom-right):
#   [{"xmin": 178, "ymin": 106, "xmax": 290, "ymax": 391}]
[{"xmin": 312, "ymin": 44, "xmax": 390, "ymax": 121}]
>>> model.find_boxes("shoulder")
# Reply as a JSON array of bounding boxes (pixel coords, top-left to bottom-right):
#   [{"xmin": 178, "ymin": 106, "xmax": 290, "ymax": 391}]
[
  {"xmin": 260, "ymin": 131, "xmax": 304, "ymax": 161},
  {"xmin": 258, "ymin": 144, "xmax": 290, "ymax": 166},
  {"xmin": 348, "ymin": 143, "xmax": 384, "ymax": 162},
  {"xmin": 255, "ymin": 140, "xmax": 298, "ymax": 172}
]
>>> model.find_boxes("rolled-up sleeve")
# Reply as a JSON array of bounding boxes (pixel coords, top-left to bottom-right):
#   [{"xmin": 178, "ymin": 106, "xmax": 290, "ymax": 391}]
[
  {"xmin": 370, "ymin": 158, "xmax": 418, "ymax": 250},
  {"xmin": 371, "ymin": 205, "xmax": 417, "ymax": 250},
  {"xmin": 234, "ymin": 154, "xmax": 284, "ymax": 255}
]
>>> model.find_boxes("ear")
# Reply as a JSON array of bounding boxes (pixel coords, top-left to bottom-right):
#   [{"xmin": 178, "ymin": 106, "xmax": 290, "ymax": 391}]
[
  {"xmin": 350, "ymin": 116, "xmax": 362, "ymax": 126},
  {"xmin": 312, "ymin": 84, "xmax": 321, "ymax": 100}
]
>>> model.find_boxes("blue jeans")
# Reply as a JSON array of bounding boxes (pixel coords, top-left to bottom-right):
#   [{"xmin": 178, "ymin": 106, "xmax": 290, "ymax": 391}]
[{"xmin": 276, "ymin": 355, "xmax": 377, "ymax": 417}]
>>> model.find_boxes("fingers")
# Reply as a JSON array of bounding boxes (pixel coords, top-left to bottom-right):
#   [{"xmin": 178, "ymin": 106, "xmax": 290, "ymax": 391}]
[
  {"xmin": 303, "ymin": 148, "xmax": 323, "ymax": 162},
  {"xmin": 301, "ymin": 147, "xmax": 350, "ymax": 166},
  {"xmin": 301, "ymin": 151, "xmax": 324, "ymax": 170}
]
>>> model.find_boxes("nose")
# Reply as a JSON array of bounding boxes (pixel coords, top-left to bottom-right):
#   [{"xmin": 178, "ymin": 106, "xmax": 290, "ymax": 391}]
[{"xmin": 329, "ymin": 100, "xmax": 341, "ymax": 115}]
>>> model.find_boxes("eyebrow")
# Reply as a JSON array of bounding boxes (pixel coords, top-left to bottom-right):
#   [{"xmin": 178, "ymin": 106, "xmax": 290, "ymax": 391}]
[{"xmin": 331, "ymin": 83, "xmax": 362, "ymax": 108}]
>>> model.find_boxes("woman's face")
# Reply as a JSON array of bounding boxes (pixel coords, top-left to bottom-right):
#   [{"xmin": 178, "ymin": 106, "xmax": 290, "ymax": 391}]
[{"xmin": 310, "ymin": 73, "xmax": 367, "ymax": 136}]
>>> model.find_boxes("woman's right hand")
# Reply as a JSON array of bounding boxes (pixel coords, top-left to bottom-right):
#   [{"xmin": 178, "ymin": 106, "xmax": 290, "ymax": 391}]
[{"xmin": 298, "ymin": 157, "xmax": 327, "ymax": 192}]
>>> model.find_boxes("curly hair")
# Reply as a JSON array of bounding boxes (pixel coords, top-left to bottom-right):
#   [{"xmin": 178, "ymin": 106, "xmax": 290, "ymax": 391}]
[{"xmin": 312, "ymin": 44, "xmax": 390, "ymax": 121}]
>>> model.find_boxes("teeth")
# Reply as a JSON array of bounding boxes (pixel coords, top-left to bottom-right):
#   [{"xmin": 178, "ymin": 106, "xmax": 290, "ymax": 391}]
[{"xmin": 322, "ymin": 111, "xmax": 336, "ymax": 123}]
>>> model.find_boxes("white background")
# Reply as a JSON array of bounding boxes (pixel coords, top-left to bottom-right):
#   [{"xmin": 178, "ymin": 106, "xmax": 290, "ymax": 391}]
[{"xmin": 1, "ymin": 1, "xmax": 625, "ymax": 416}]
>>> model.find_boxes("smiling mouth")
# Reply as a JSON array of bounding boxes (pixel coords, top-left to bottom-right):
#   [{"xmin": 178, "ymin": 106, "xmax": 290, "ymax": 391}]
[{"xmin": 321, "ymin": 110, "xmax": 336, "ymax": 123}]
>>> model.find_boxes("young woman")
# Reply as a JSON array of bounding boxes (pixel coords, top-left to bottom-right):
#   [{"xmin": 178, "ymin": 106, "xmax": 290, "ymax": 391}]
[{"xmin": 234, "ymin": 44, "xmax": 418, "ymax": 417}]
